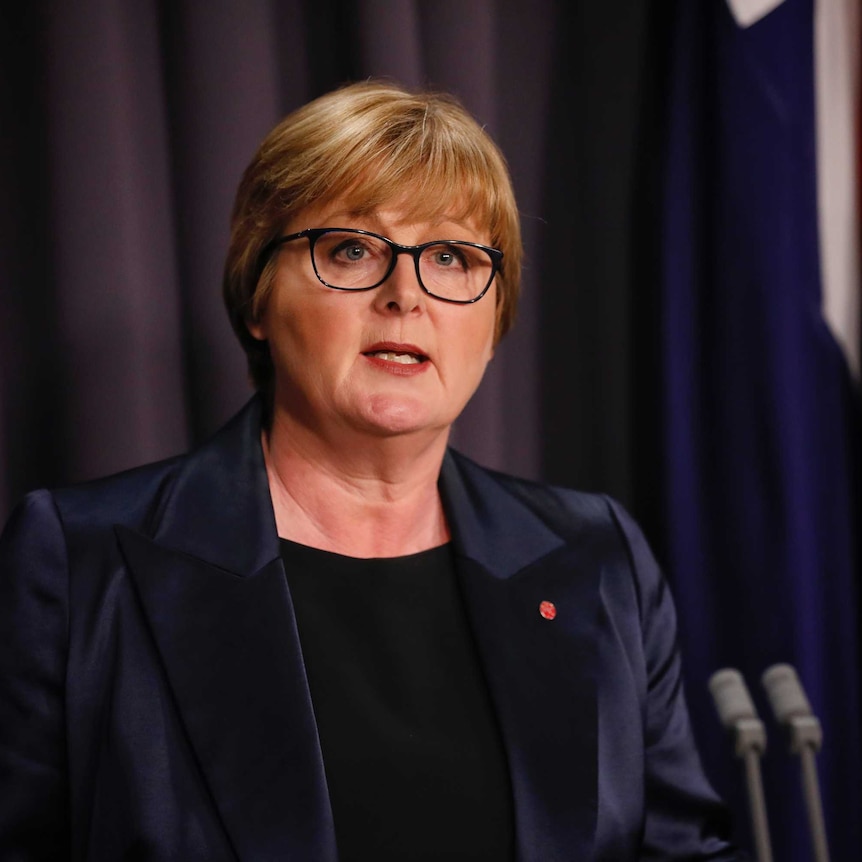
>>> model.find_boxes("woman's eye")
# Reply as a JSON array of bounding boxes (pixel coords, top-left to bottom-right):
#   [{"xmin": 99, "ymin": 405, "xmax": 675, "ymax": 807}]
[
  {"xmin": 331, "ymin": 242, "xmax": 367, "ymax": 262},
  {"xmin": 432, "ymin": 246, "xmax": 467, "ymax": 269}
]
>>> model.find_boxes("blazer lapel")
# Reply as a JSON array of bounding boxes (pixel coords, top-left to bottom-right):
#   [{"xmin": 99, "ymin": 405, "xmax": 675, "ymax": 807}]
[
  {"xmin": 440, "ymin": 452, "xmax": 600, "ymax": 862},
  {"xmin": 117, "ymin": 398, "xmax": 337, "ymax": 862}
]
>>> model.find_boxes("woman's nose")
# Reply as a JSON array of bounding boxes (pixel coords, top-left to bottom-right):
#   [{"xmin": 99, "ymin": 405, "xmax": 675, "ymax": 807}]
[{"xmin": 372, "ymin": 253, "xmax": 426, "ymax": 314}]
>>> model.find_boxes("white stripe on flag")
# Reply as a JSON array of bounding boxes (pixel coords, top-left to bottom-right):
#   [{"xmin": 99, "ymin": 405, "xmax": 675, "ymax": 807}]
[
  {"xmin": 725, "ymin": 0, "xmax": 787, "ymax": 28},
  {"xmin": 816, "ymin": 0, "xmax": 861, "ymax": 380}
]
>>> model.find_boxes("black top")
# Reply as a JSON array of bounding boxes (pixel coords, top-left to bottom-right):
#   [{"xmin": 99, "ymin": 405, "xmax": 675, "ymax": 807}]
[{"xmin": 280, "ymin": 538, "xmax": 515, "ymax": 862}]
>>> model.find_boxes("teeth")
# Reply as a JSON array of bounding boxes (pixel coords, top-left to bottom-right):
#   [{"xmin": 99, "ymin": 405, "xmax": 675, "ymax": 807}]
[{"xmin": 371, "ymin": 351, "xmax": 421, "ymax": 364}]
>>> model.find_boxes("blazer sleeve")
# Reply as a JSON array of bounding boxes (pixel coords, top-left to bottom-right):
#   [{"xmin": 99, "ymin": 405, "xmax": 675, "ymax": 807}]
[
  {"xmin": 0, "ymin": 491, "xmax": 71, "ymax": 859},
  {"xmin": 606, "ymin": 497, "xmax": 749, "ymax": 861}
]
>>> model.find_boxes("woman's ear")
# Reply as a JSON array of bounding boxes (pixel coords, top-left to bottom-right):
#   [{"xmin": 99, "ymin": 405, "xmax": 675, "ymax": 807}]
[{"xmin": 245, "ymin": 313, "xmax": 267, "ymax": 342}]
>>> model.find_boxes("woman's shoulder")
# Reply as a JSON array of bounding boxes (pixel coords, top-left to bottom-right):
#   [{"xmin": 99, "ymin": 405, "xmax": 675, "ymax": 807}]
[
  {"xmin": 445, "ymin": 447, "xmax": 635, "ymax": 543},
  {"xmin": 4, "ymin": 451, "xmax": 188, "ymax": 547},
  {"xmin": 7, "ymin": 396, "xmax": 265, "ymax": 541},
  {"xmin": 443, "ymin": 448, "xmax": 666, "ymax": 602}
]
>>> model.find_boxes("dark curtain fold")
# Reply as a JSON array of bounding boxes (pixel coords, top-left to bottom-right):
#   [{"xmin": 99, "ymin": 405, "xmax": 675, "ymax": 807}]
[{"xmin": 1, "ymin": 1, "xmax": 859, "ymax": 859}]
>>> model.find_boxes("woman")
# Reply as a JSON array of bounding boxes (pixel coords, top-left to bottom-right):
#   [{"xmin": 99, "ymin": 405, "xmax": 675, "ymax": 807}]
[{"xmin": 0, "ymin": 80, "xmax": 746, "ymax": 860}]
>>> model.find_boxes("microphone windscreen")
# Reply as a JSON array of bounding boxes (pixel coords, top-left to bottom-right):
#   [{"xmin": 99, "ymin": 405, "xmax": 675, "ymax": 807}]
[
  {"xmin": 709, "ymin": 668, "xmax": 758, "ymax": 728},
  {"xmin": 762, "ymin": 663, "xmax": 813, "ymax": 723}
]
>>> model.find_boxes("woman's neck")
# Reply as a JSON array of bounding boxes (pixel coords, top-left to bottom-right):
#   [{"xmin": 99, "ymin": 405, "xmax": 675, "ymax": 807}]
[{"xmin": 261, "ymin": 415, "xmax": 451, "ymax": 558}]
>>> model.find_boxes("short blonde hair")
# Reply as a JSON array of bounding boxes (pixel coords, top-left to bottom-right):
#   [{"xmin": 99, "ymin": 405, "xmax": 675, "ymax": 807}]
[{"xmin": 223, "ymin": 79, "xmax": 523, "ymax": 394}]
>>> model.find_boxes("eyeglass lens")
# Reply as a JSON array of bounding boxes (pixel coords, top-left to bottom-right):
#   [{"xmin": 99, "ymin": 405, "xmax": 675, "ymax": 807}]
[{"xmin": 311, "ymin": 230, "xmax": 494, "ymax": 302}]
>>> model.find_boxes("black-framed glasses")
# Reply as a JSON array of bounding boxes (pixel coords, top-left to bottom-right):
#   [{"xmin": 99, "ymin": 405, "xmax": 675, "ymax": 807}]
[{"xmin": 259, "ymin": 227, "xmax": 503, "ymax": 304}]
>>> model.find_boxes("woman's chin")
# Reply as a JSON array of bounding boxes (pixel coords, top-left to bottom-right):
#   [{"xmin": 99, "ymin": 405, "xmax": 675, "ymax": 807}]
[{"xmin": 350, "ymin": 395, "xmax": 446, "ymax": 439}]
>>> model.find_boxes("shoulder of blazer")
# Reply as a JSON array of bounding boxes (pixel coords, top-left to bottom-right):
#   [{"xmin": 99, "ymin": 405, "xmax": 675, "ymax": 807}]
[
  {"xmin": 444, "ymin": 447, "xmax": 627, "ymax": 545},
  {"xmin": 51, "ymin": 451, "xmax": 187, "ymax": 538},
  {"xmin": 48, "ymin": 395, "xmax": 275, "ymax": 575},
  {"xmin": 440, "ymin": 448, "xmax": 644, "ymax": 588},
  {"xmin": 467, "ymin": 459, "xmax": 668, "ymax": 628}
]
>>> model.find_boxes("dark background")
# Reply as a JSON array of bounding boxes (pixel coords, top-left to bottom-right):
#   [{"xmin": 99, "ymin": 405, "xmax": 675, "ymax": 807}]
[{"xmin": 1, "ymin": 2, "xmax": 859, "ymax": 860}]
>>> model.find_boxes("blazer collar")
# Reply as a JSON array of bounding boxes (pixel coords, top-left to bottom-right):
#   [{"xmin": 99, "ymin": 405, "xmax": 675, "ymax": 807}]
[
  {"xmin": 151, "ymin": 394, "xmax": 279, "ymax": 576},
  {"xmin": 439, "ymin": 449, "xmax": 565, "ymax": 576}
]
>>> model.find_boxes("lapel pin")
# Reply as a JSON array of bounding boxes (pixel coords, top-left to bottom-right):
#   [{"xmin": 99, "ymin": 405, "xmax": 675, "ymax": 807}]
[{"xmin": 539, "ymin": 600, "xmax": 557, "ymax": 620}]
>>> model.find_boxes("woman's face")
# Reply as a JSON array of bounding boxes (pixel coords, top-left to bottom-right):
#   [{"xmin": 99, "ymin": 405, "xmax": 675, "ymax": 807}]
[{"xmin": 247, "ymin": 198, "xmax": 497, "ymax": 444}]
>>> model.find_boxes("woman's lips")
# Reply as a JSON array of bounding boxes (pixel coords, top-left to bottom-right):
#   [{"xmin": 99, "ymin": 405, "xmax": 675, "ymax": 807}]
[{"xmin": 362, "ymin": 343, "xmax": 430, "ymax": 374}]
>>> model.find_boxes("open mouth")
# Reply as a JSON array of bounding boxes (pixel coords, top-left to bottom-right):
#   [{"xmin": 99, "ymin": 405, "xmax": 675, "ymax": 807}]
[{"xmin": 363, "ymin": 350, "xmax": 428, "ymax": 365}]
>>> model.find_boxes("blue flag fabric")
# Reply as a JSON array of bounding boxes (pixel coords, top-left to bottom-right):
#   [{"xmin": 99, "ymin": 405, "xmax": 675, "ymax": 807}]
[{"xmin": 660, "ymin": 1, "xmax": 861, "ymax": 860}]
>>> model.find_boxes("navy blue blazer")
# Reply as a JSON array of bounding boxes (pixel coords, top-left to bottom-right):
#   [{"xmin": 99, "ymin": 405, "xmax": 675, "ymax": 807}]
[{"xmin": 0, "ymin": 396, "xmax": 743, "ymax": 860}]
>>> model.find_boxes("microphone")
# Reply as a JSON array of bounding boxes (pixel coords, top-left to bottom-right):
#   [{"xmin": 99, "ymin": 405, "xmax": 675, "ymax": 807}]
[
  {"xmin": 761, "ymin": 663, "xmax": 830, "ymax": 862},
  {"xmin": 708, "ymin": 668, "xmax": 773, "ymax": 862}
]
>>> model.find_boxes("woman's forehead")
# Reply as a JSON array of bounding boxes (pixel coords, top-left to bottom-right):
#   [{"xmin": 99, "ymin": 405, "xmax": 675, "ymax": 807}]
[
  {"xmin": 319, "ymin": 159, "xmax": 491, "ymax": 217},
  {"xmin": 292, "ymin": 192, "xmax": 489, "ymax": 235}
]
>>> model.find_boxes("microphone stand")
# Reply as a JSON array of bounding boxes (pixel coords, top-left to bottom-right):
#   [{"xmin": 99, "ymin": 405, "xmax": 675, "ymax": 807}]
[
  {"xmin": 733, "ymin": 717, "xmax": 773, "ymax": 862},
  {"xmin": 796, "ymin": 726, "xmax": 830, "ymax": 862},
  {"xmin": 708, "ymin": 669, "xmax": 773, "ymax": 862},
  {"xmin": 762, "ymin": 664, "xmax": 830, "ymax": 862}
]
